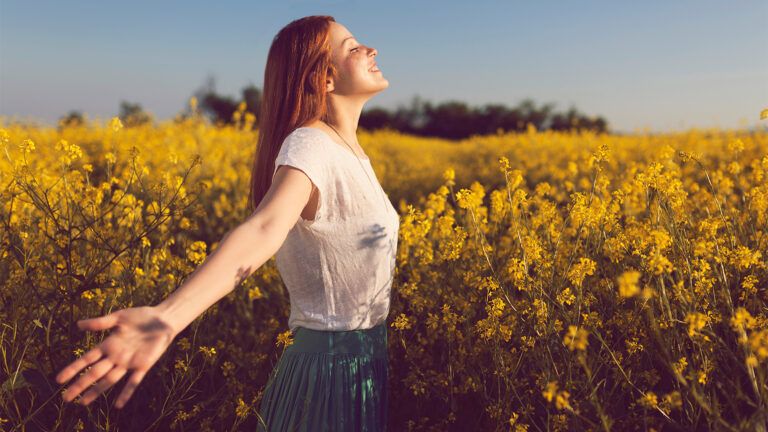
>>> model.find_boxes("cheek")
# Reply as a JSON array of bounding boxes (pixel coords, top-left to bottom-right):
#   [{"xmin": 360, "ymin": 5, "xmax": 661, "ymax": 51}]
[
  {"xmin": 339, "ymin": 61, "xmax": 367, "ymax": 83},
  {"xmin": 335, "ymin": 61, "xmax": 353, "ymax": 80},
  {"xmin": 334, "ymin": 58, "xmax": 373, "ymax": 89}
]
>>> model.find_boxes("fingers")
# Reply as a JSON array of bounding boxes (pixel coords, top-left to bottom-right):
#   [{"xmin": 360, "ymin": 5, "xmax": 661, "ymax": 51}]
[
  {"xmin": 77, "ymin": 312, "xmax": 119, "ymax": 332},
  {"xmin": 78, "ymin": 365, "xmax": 128, "ymax": 406},
  {"xmin": 61, "ymin": 357, "xmax": 113, "ymax": 403},
  {"xmin": 115, "ymin": 369, "xmax": 147, "ymax": 409},
  {"xmin": 56, "ymin": 346, "xmax": 104, "ymax": 384}
]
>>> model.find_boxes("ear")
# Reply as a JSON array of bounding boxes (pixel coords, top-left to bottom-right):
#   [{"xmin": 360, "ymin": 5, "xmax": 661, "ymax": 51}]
[{"xmin": 326, "ymin": 77, "xmax": 335, "ymax": 93}]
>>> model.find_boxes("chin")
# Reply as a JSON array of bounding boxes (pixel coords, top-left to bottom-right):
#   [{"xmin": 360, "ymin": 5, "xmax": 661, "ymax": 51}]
[{"xmin": 373, "ymin": 83, "xmax": 389, "ymax": 94}]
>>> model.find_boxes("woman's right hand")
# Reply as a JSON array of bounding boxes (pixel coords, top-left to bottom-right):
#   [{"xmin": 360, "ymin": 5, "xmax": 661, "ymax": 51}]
[{"xmin": 55, "ymin": 305, "xmax": 178, "ymax": 409}]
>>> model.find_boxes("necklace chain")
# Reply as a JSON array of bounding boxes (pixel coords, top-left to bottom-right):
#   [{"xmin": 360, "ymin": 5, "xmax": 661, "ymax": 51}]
[{"xmin": 325, "ymin": 122, "xmax": 390, "ymax": 210}]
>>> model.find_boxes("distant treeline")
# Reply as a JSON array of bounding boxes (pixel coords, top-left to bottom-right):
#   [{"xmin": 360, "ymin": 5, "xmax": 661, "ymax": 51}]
[{"xmin": 59, "ymin": 76, "xmax": 610, "ymax": 138}]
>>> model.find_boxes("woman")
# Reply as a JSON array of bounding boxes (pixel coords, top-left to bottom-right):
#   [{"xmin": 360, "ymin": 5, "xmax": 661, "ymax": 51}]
[{"xmin": 55, "ymin": 15, "xmax": 397, "ymax": 431}]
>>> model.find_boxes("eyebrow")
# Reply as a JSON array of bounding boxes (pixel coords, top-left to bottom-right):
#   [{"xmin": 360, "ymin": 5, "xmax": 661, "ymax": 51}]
[{"xmin": 341, "ymin": 36, "xmax": 356, "ymax": 47}]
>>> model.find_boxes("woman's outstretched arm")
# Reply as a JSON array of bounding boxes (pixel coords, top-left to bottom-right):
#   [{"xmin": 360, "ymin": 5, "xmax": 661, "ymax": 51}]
[
  {"xmin": 156, "ymin": 163, "xmax": 315, "ymax": 335},
  {"xmin": 155, "ymin": 219, "xmax": 282, "ymax": 334},
  {"xmin": 56, "ymin": 164, "xmax": 315, "ymax": 408}
]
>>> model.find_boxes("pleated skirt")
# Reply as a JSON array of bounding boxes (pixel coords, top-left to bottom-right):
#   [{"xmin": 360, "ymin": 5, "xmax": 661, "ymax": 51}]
[{"xmin": 256, "ymin": 322, "xmax": 388, "ymax": 432}]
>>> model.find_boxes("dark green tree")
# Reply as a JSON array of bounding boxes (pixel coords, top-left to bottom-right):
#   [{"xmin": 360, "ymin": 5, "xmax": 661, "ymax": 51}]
[
  {"xmin": 58, "ymin": 110, "xmax": 85, "ymax": 129},
  {"xmin": 118, "ymin": 101, "xmax": 152, "ymax": 127}
]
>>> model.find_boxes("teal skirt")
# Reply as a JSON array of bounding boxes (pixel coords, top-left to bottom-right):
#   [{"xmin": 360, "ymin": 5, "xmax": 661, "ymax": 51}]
[{"xmin": 256, "ymin": 322, "xmax": 389, "ymax": 432}]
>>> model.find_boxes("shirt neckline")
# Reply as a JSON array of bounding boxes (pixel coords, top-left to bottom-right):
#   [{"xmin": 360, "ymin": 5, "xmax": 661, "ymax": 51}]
[{"xmin": 296, "ymin": 127, "xmax": 371, "ymax": 162}]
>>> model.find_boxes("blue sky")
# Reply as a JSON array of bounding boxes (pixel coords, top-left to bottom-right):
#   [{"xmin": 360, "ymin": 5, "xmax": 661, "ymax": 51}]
[{"xmin": 1, "ymin": 0, "xmax": 766, "ymax": 134}]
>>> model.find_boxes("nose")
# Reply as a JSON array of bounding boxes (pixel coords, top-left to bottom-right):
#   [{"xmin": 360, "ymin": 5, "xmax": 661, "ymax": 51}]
[{"xmin": 368, "ymin": 46, "xmax": 377, "ymax": 57}]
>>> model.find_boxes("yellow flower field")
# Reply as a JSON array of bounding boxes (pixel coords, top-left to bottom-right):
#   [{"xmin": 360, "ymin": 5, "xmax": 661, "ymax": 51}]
[{"xmin": 2, "ymin": 107, "xmax": 767, "ymax": 430}]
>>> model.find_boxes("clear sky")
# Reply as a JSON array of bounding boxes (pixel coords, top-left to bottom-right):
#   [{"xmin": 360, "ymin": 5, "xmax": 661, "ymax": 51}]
[{"xmin": 1, "ymin": 0, "xmax": 766, "ymax": 134}]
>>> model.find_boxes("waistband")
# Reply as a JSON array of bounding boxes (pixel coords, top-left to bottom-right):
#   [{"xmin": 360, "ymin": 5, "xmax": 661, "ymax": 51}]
[{"xmin": 285, "ymin": 322, "xmax": 388, "ymax": 359}]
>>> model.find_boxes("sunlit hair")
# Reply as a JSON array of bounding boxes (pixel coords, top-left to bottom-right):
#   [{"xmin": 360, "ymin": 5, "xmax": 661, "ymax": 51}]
[{"xmin": 247, "ymin": 15, "xmax": 338, "ymax": 213}]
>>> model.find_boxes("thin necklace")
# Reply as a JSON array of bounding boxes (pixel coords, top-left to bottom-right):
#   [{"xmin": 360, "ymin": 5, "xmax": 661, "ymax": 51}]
[{"xmin": 325, "ymin": 122, "xmax": 391, "ymax": 210}]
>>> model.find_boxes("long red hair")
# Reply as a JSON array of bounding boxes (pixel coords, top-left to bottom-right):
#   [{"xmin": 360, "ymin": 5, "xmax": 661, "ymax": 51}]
[{"xmin": 247, "ymin": 15, "xmax": 338, "ymax": 214}]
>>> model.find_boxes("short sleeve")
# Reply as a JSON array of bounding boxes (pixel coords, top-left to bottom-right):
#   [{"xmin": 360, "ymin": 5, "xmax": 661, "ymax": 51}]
[{"xmin": 272, "ymin": 129, "xmax": 329, "ymax": 221}]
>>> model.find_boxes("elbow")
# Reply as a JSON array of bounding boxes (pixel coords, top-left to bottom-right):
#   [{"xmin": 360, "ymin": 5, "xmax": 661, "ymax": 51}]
[{"xmin": 240, "ymin": 216, "xmax": 288, "ymax": 267}]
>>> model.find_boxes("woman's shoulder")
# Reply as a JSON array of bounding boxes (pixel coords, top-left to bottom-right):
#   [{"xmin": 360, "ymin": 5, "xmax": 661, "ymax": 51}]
[
  {"xmin": 285, "ymin": 126, "xmax": 317, "ymax": 141},
  {"xmin": 289, "ymin": 125, "xmax": 327, "ymax": 139},
  {"xmin": 280, "ymin": 127, "xmax": 329, "ymax": 155}
]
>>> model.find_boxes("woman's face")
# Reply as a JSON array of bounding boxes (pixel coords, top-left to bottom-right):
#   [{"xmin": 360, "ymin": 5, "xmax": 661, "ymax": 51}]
[{"xmin": 327, "ymin": 22, "xmax": 388, "ymax": 96}]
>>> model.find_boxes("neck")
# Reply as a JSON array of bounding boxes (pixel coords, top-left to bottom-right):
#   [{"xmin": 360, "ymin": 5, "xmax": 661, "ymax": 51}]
[{"xmin": 323, "ymin": 93, "xmax": 367, "ymax": 141}]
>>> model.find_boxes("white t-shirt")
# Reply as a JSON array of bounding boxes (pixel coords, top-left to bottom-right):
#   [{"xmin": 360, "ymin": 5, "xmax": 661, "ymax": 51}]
[{"xmin": 271, "ymin": 126, "xmax": 400, "ymax": 332}]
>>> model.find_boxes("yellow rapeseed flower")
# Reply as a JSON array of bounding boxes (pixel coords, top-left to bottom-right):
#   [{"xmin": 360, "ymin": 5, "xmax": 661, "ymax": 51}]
[
  {"xmin": 177, "ymin": 337, "xmax": 191, "ymax": 351},
  {"xmin": 221, "ymin": 360, "xmax": 235, "ymax": 377},
  {"xmin": 479, "ymin": 276, "xmax": 500, "ymax": 293},
  {"xmin": 730, "ymin": 307, "xmax": 757, "ymax": 332},
  {"xmin": 662, "ymin": 391, "xmax": 682, "ymax": 410},
  {"xmin": 641, "ymin": 286, "xmax": 655, "ymax": 300},
  {"xmin": 617, "ymin": 270, "xmax": 641, "ymax": 298},
  {"xmin": 455, "ymin": 188, "xmax": 482, "ymax": 210},
  {"xmin": 498, "ymin": 156, "xmax": 510, "ymax": 172},
  {"xmin": 19, "ymin": 139, "xmax": 35, "ymax": 154},
  {"xmin": 639, "ymin": 391, "xmax": 658, "ymax": 409},
  {"xmin": 555, "ymin": 390, "xmax": 571, "ymax": 410},
  {"xmin": 508, "ymin": 412, "xmax": 520, "ymax": 427},
  {"xmin": 685, "ymin": 312, "xmax": 708, "ymax": 338},
  {"xmin": 542, "ymin": 381, "xmax": 571, "ymax": 410},
  {"xmin": 727, "ymin": 138, "xmax": 745, "ymax": 153},
  {"xmin": 186, "ymin": 240, "xmax": 208, "ymax": 265},
  {"xmin": 730, "ymin": 246, "xmax": 762, "ymax": 270},
  {"xmin": 235, "ymin": 397, "xmax": 250, "ymax": 418},
  {"xmin": 592, "ymin": 143, "xmax": 610, "ymax": 164},
  {"xmin": 564, "ymin": 325, "xmax": 589, "ymax": 351},
  {"xmin": 198, "ymin": 346, "xmax": 217, "ymax": 362},
  {"xmin": 506, "ymin": 170, "xmax": 523, "ymax": 190},
  {"xmin": 110, "ymin": 116, "xmax": 124, "ymax": 131},
  {"xmin": 248, "ymin": 286, "xmax": 264, "ymax": 300},
  {"xmin": 276, "ymin": 330, "xmax": 294, "ymax": 348},
  {"xmin": 392, "ymin": 313, "xmax": 413, "ymax": 330},
  {"xmin": 567, "ymin": 257, "xmax": 596, "ymax": 288},
  {"xmin": 672, "ymin": 356, "xmax": 687, "ymax": 376},
  {"xmin": 55, "ymin": 139, "xmax": 83, "ymax": 165},
  {"xmin": 648, "ymin": 249, "xmax": 674, "ymax": 275},
  {"xmin": 489, "ymin": 297, "xmax": 505, "ymax": 317},
  {"xmin": 748, "ymin": 329, "xmax": 768, "ymax": 361},
  {"xmin": 625, "ymin": 336, "xmax": 643, "ymax": 355},
  {"xmin": 542, "ymin": 381, "xmax": 558, "ymax": 402},
  {"xmin": 557, "ymin": 287, "xmax": 576, "ymax": 305},
  {"xmin": 443, "ymin": 167, "xmax": 455, "ymax": 184}
]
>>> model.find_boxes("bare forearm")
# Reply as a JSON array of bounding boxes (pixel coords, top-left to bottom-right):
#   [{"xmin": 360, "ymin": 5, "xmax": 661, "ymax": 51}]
[{"xmin": 155, "ymin": 220, "xmax": 282, "ymax": 336}]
